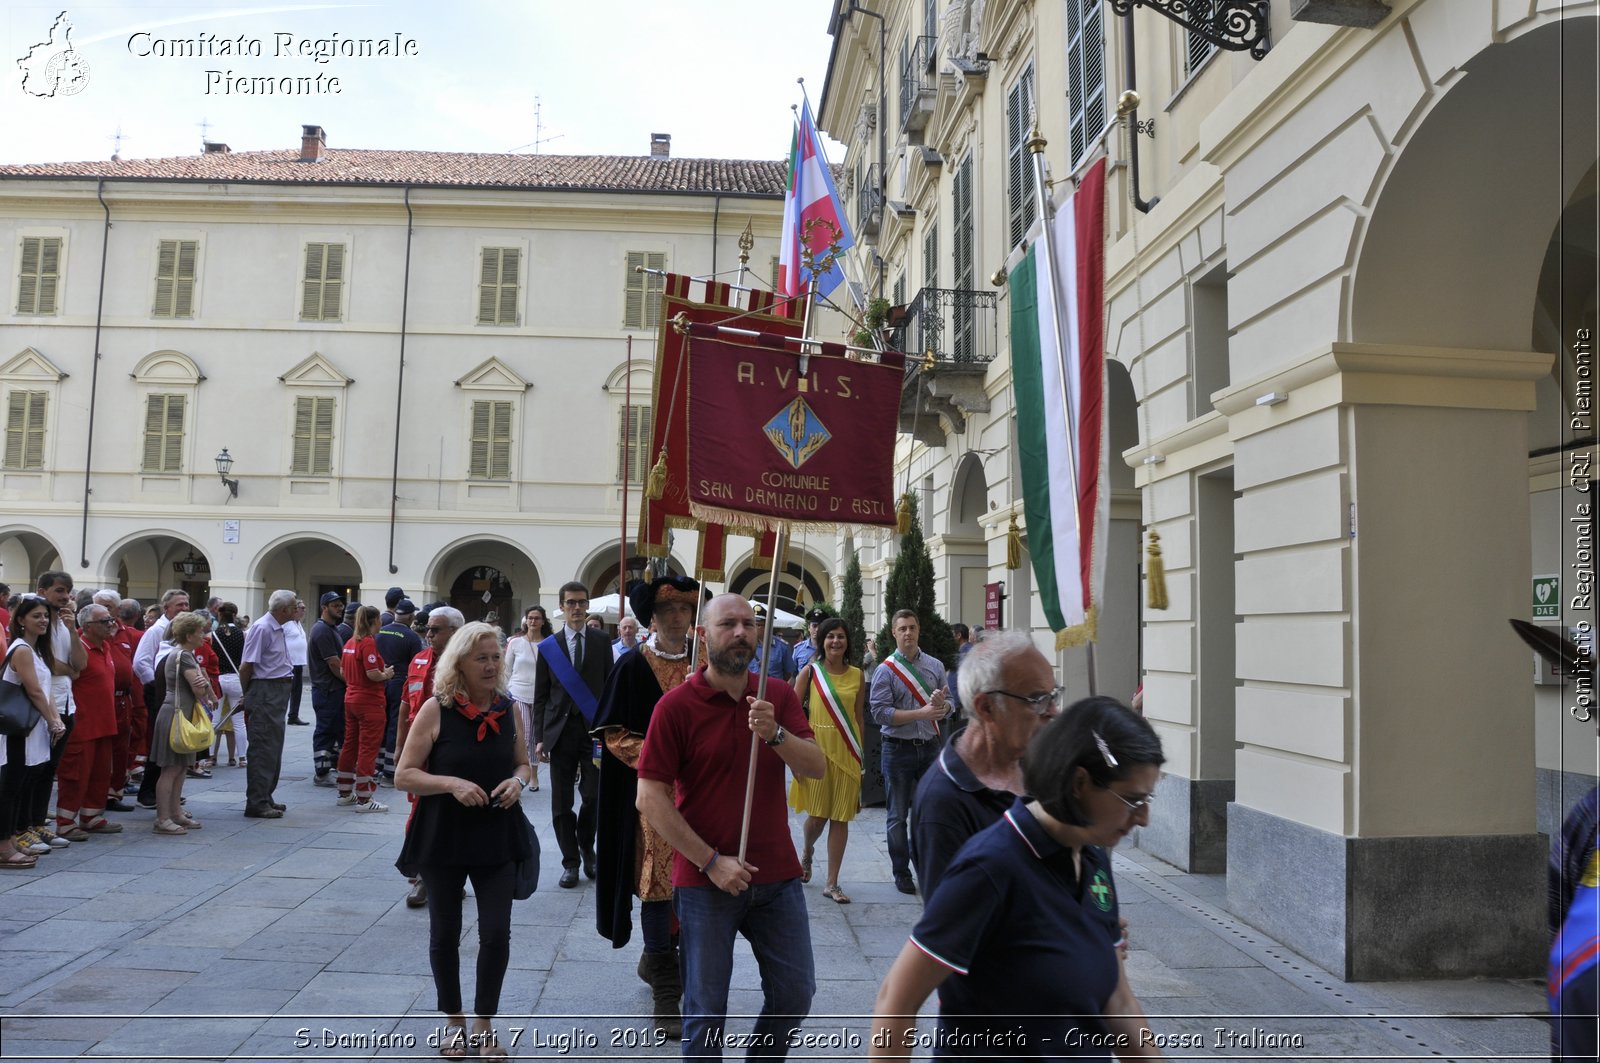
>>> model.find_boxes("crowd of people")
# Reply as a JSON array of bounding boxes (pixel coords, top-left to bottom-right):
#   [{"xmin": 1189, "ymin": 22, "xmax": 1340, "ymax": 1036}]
[{"xmin": 0, "ymin": 568, "xmax": 1170, "ymax": 1061}]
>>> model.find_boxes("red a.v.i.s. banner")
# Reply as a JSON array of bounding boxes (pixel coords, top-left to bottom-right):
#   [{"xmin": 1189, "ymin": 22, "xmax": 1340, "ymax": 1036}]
[{"xmin": 685, "ymin": 326, "xmax": 904, "ymax": 529}]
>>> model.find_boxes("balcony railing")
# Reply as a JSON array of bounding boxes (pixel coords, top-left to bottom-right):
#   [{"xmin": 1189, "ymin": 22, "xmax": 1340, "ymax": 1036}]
[
  {"xmin": 892, "ymin": 286, "xmax": 999, "ymax": 370},
  {"xmin": 857, "ymin": 164, "xmax": 882, "ymax": 238},
  {"xmin": 899, "ymin": 35, "xmax": 937, "ymax": 137}
]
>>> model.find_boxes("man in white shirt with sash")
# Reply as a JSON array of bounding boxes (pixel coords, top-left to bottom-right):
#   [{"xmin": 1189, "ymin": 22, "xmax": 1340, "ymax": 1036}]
[{"xmin": 867, "ymin": 608, "xmax": 950, "ymax": 896}]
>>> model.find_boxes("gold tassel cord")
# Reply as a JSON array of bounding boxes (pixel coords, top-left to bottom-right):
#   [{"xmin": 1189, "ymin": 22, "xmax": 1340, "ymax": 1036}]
[
  {"xmin": 1145, "ymin": 529, "xmax": 1168, "ymax": 610},
  {"xmin": 1055, "ymin": 605, "xmax": 1099, "ymax": 651},
  {"xmin": 644, "ymin": 449, "xmax": 669, "ymax": 501},
  {"xmin": 1006, "ymin": 514, "xmax": 1023, "ymax": 571},
  {"xmin": 895, "ymin": 493, "xmax": 912, "ymax": 535}
]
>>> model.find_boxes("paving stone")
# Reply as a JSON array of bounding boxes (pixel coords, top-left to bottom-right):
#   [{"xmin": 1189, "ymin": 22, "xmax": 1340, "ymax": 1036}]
[
  {"xmin": 113, "ymin": 867, "xmax": 233, "ymax": 895},
  {"xmin": 97, "ymin": 943, "xmax": 230, "ymax": 973},
  {"xmin": 1140, "ymin": 925, "xmax": 1264, "ymax": 969},
  {"xmin": 223, "ymin": 929, "xmax": 361, "ymax": 964},
  {"xmin": 0, "ymin": 917, "xmax": 143, "ymax": 953},
  {"xmin": 85, "ymin": 1015, "xmax": 260, "ymax": 1058},
  {"xmin": 0, "ymin": 949, "xmax": 83, "ymax": 996},
  {"xmin": 211, "ymin": 875, "xmax": 327, "ymax": 908},
  {"xmin": 5, "ymin": 870, "xmax": 139, "ymax": 898},
  {"xmin": 62, "ymin": 890, "xmax": 188, "ymax": 923},
  {"xmin": 261, "ymin": 846, "xmax": 369, "ymax": 879}
]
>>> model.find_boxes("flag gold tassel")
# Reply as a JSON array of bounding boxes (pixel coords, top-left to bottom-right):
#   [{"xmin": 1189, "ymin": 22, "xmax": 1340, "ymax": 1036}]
[
  {"xmin": 1006, "ymin": 514, "xmax": 1023, "ymax": 570},
  {"xmin": 644, "ymin": 449, "xmax": 669, "ymax": 502},
  {"xmin": 1145, "ymin": 529, "xmax": 1169, "ymax": 610},
  {"xmin": 895, "ymin": 493, "xmax": 912, "ymax": 535}
]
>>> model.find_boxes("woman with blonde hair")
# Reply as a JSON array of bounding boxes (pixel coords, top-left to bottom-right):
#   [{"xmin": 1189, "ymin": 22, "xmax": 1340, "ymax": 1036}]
[
  {"xmin": 149, "ymin": 612, "xmax": 216, "ymax": 836},
  {"xmin": 396, "ymin": 622, "xmax": 533, "ymax": 1061},
  {"xmin": 337, "ymin": 606, "xmax": 393, "ymax": 812}
]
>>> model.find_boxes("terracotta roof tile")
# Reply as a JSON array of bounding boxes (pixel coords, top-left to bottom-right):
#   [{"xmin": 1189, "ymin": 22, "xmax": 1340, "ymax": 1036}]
[{"xmin": 0, "ymin": 148, "xmax": 788, "ymax": 196}]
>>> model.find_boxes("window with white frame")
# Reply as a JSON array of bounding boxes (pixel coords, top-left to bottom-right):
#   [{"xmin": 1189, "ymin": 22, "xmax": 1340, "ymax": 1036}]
[
  {"xmin": 152, "ymin": 239, "xmax": 198, "ymax": 318},
  {"xmin": 624, "ymin": 251, "xmax": 666, "ymax": 330},
  {"xmin": 141, "ymin": 393, "xmax": 186, "ymax": 473},
  {"xmin": 3, "ymin": 390, "xmax": 46, "ymax": 470},
  {"xmin": 300, "ymin": 242, "xmax": 346, "ymax": 322},
  {"xmin": 291, "ymin": 394, "xmax": 336, "ymax": 476},
  {"xmin": 1067, "ymin": 0, "xmax": 1108, "ymax": 169},
  {"xmin": 1005, "ymin": 65, "xmax": 1038, "ymax": 250},
  {"xmin": 1186, "ymin": 1, "xmax": 1218, "ymax": 75},
  {"xmin": 16, "ymin": 237, "xmax": 61, "ymax": 316},
  {"xmin": 477, "ymin": 247, "xmax": 521, "ymax": 325},
  {"xmin": 469, "ymin": 399, "xmax": 513, "ymax": 480}
]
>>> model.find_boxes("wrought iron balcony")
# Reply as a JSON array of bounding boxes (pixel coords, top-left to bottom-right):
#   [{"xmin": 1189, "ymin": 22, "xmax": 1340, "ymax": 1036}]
[
  {"xmin": 899, "ymin": 35, "xmax": 937, "ymax": 139},
  {"xmin": 892, "ymin": 286, "xmax": 999, "ymax": 370},
  {"xmin": 857, "ymin": 164, "xmax": 882, "ymax": 238}
]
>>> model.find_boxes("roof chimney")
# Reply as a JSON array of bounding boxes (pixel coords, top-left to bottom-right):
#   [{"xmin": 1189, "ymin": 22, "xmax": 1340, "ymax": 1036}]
[
  {"xmin": 203, "ymin": 141, "xmax": 231, "ymax": 154},
  {"xmin": 650, "ymin": 133, "xmax": 671, "ymax": 158},
  {"xmin": 300, "ymin": 124, "xmax": 327, "ymax": 163}
]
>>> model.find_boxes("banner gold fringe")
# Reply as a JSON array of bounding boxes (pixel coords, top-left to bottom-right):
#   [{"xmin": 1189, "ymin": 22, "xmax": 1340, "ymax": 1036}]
[
  {"xmin": 644, "ymin": 450, "xmax": 669, "ymax": 501},
  {"xmin": 1146, "ymin": 529, "xmax": 1169, "ymax": 610},
  {"xmin": 895, "ymin": 493, "xmax": 912, "ymax": 535},
  {"xmin": 1005, "ymin": 514, "xmax": 1023, "ymax": 571},
  {"xmin": 687, "ymin": 502, "xmax": 848, "ymax": 537},
  {"xmin": 1054, "ymin": 605, "xmax": 1098, "ymax": 651}
]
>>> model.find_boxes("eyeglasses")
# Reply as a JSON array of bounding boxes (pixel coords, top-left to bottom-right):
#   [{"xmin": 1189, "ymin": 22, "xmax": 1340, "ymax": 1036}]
[
  {"xmin": 985, "ymin": 687, "xmax": 1063, "ymax": 716},
  {"xmin": 1100, "ymin": 783, "xmax": 1156, "ymax": 812},
  {"xmin": 424, "ymin": 626, "xmax": 450, "ymax": 634},
  {"xmin": 84, "ymin": 619, "xmax": 114, "ymax": 627},
  {"xmin": 562, "ymin": 599, "xmax": 589, "ymax": 609}
]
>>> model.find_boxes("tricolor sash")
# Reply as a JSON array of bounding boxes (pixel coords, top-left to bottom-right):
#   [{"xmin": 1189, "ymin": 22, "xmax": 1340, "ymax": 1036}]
[
  {"xmin": 883, "ymin": 650, "xmax": 940, "ymax": 736},
  {"xmin": 538, "ymin": 634, "xmax": 599, "ymax": 726},
  {"xmin": 810, "ymin": 663, "xmax": 861, "ymax": 766}
]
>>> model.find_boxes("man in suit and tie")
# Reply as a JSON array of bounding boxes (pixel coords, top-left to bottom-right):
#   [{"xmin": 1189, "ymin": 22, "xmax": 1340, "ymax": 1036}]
[{"xmin": 534, "ymin": 581, "xmax": 612, "ymax": 889}]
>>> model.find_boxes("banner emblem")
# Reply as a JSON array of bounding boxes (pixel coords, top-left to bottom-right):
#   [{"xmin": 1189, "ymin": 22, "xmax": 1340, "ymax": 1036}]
[{"xmin": 764, "ymin": 397, "xmax": 831, "ymax": 470}]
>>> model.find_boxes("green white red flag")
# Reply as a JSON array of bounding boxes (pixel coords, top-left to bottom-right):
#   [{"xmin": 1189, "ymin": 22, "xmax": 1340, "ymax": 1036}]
[{"xmin": 1008, "ymin": 158, "xmax": 1108, "ymax": 649}]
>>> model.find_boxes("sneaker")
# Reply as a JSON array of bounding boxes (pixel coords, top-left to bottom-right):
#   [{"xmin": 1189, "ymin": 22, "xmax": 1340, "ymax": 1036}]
[
  {"xmin": 335, "ymin": 794, "xmax": 358, "ymax": 807},
  {"xmin": 82, "ymin": 819, "xmax": 123, "ymax": 835},
  {"xmin": 123, "ymin": 781, "xmax": 140, "ymax": 795},
  {"xmin": 352, "ymin": 800, "xmax": 389, "ymax": 813},
  {"xmin": 313, "ymin": 773, "xmax": 336, "ymax": 788},
  {"xmin": 35, "ymin": 826, "xmax": 70, "ymax": 849},
  {"xmin": 57, "ymin": 823, "xmax": 91, "ymax": 842},
  {"xmin": 15, "ymin": 831, "xmax": 51, "ymax": 855}
]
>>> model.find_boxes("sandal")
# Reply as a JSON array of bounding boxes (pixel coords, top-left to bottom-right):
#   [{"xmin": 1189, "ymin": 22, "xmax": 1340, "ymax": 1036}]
[
  {"xmin": 0, "ymin": 849, "xmax": 37, "ymax": 869},
  {"xmin": 822, "ymin": 884, "xmax": 851, "ymax": 904},
  {"xmin": 153, "ymin": 819, "xmax": 188, "ymax": 835},
  {"xmin": 800, "ymin": 846, "xmax": 813, "ymax": 884},
  {"xmin": 438, "ymin": 1024, "xmax": 468, "ymax": 1059},
  {"xmin": 177, "ymin": 815, "xmax": 203, "ymax": 830}
]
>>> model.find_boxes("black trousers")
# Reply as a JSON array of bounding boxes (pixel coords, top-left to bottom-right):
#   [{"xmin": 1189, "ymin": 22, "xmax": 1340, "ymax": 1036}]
[
  {"xmin": 28, "ymin": 711, "xmax": 72, "ymax": 825},
  {"xmin": 288, "ymin": 665, "xmax": 304, "ymax": 720},
  {"xmin": 136, "ymin": 668, "xmax": 168, "ymax": 803},
  {"xmin": 548, "ymin": 723, "xmax": 597, "ymax": 869},
  {"xmin": 418, "ymin": 862, "xmax": 516, "ymax": 1017},
  {"xmin": 0, "ymin": 732, "xmax": 30, "ymax": 836}
]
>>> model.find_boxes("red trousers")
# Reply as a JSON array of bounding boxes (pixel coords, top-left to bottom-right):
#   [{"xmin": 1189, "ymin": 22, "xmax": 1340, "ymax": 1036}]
[
  {"xmin": 109, "ymin": 693, "xmax": 133, "ymax": 796},
  {"xmin": 336, "ymin": 698, "xmax": 386, "ymax": 799},
  {"xmin": 56, "ymin": 733, "xmax": 113, "ymax": 820}
]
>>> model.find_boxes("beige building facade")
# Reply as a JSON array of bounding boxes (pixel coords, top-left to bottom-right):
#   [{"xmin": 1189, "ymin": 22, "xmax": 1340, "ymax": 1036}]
[
  {"xmin": 821, "ymin": 0, "xmax": 1597, "ymax": 979},
  {"xmin": 0, "ymin": 127, "xmax": 841, "ymax": 625}
]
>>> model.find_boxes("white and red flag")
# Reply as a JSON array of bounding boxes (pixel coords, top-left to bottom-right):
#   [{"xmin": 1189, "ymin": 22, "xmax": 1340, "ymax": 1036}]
[{"xmin": 777, "ymin": 99, "xmax": 854, "ymax": 302}]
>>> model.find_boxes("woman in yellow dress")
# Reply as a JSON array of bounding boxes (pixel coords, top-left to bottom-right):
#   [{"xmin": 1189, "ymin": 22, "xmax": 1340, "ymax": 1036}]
[{"xmin": 788, "ymin": 618, "xmax": 866, "ymax": 903}]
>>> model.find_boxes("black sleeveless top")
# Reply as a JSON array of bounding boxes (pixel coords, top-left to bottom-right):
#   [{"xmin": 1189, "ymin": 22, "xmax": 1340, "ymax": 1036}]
[{"xmin": 396, "ymin": 693, "xmax": 533, "ymax": 875}]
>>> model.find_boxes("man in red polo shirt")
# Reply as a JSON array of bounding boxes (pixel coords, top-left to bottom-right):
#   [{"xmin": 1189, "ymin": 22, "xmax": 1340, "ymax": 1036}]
[
  {"xmin": 108, "ymin": 599, "xmax": 143, "ymax": 807},
  {"xmin": 54, "ymin": 603, "xmax": 123, "ymax": 839},
  {"xmin": 636, "ymin": 593, "xmax": 825, "ymax": 1058}
]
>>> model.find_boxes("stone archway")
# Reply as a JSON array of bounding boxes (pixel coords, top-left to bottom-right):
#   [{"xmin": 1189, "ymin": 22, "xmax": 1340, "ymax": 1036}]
[
  {"xmin": 0, "ymin": 526, "xmax": 65, "ymax": 594},
  {"xmin": 725, "ymin": 544, "xmax": 832, "ymax": 618},
  {"xmin": 100, "ymin": 530, "xmax": 213, "ymax": 605},
  {"xmin": 251, "ymin": 534, "xmax": 363, "ymax": 616},
  {"xmin": 429, "ymin": 537, "xmax": 542, "ymax": 633}
]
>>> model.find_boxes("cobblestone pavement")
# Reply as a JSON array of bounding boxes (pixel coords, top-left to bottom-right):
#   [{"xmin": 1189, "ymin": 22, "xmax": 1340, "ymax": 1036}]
[{"xmin": 0, "ymin": 720, "xmax": 1550, "ymax": 1061}]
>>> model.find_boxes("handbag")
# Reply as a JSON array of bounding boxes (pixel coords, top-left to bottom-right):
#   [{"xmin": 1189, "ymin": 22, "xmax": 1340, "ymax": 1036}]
[
  {"xmin": 170, "ymin": 699, "xmax": 215, "ymax": 754},
  {"xmin": 0, "ymin": 645, "xmax": 42, "ymax": 738},
  {"xmin": 513, "ymin": 809, "xmax": 540, "ymax": 900}
]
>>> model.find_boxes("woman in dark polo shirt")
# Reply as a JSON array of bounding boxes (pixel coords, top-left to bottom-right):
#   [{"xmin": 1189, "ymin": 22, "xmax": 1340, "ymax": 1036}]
[{"xmin": 870, "ymin": 697, "xmax": 1167, "ymax": 1061}]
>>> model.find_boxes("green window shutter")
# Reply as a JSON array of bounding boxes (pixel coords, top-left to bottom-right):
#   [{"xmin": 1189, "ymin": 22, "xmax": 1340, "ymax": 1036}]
[
  {"xmin": 624, "ymin": 251, "xmax": 646, "ymax": 329},
  {"xmin": 16, "ymin": 237, "xmax": 59, "ymax": 315},
  {"xmin": 301, "ymin": 243, "xmax": 324, "ymax": 320},
  {"xmin": 312, "ymin": 395, "xmax": 335, "ymax": 475},
  {"xmin": 478, "ymin": 248, "xmax": 519, "ymax": 325},
  {"xmin": 291, "ymin": 396, "xmax": 314, "ymax": 473},
  {"xmin": 4, "ymin": 391, "xmax": 29, "ymax": 469},
  {"xmin": 469, "ymin": 399, "xmax": 491, "ymax": 478},
  {"xmin": 643, "ymin": 252, "xmax": 665, "ymax": 328},
  {"xmin": 321, "ymin": 243, "xmax": 344, "ymax": 321},
  {"xmin": 142, "ymin": 394, "xmax": 184, "ymax": 473},
  {"xmin": 489, "ymin": 400, "xmax": 512, "ymax": 479},
  {"xmin": 1006, "ymin": 67, "xmax": 1037, "ymax": 250},
  {"xmin": 923, "ymin": 224, "xmax": 938, "ymax": 292},
  {"xmin": 617, "ymin": 404, "xmax": 652, "ymax": 481},
  {"xmin": 153, "ymin": 240, "xmax": 198, "ymax": 318}
]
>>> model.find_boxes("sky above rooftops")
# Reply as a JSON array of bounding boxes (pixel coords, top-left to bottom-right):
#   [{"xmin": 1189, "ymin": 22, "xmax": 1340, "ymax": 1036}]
[{"xmin": 2, "ymin": 1, "xmax": 842, "ymax": 166}]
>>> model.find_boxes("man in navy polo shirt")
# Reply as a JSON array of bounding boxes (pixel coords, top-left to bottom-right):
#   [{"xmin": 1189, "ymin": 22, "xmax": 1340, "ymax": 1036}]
[
  {"xmin": 910, "ymin": 630, "xmax": 1058, "ymax": 901},
  {"xmin": 637, "ymin": 593, "xmax": 825, "ymax": 1060}
]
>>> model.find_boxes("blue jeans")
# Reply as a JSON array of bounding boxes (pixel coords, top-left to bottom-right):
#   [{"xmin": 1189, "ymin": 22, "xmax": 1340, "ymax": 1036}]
[
  {"xmin": 882, "ymin": 737, "xmax": 938, "ymax": 882},
  {"xmin": 674, "ymin": 878, "xmax": 814, "ymax": 1060}
]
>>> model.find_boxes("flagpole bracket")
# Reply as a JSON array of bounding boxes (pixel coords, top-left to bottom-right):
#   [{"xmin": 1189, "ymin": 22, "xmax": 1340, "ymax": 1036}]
[
  {"xmin": 671, "ymin": 311, "xmax": 691, "ymax": 336},
  {"xmin": 1108, "ymin": 0, "xmax": 1272, "ymax": 60}
]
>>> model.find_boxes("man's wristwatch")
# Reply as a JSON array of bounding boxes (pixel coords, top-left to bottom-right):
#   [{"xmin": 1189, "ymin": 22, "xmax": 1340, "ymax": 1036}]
[{"xmin": 765, "ymin": 724, "xmax": 787, "ymax": 747}]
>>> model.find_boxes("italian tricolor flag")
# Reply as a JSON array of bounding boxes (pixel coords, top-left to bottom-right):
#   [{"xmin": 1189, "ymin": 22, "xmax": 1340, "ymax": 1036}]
[{"xmin": 1008, "ymin": 158, "xmax": 1108, "ymax": 649}]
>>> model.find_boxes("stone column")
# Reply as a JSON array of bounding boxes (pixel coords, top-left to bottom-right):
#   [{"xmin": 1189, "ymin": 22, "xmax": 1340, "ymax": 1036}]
[{"xmin": 1219, "ymin": 343, "xmax": 1551, "ymax": 979}]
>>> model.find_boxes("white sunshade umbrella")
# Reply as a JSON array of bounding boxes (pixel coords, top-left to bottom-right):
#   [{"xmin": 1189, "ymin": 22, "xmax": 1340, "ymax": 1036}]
[
  {"xmin": 751, "ymin": 601, "xmax": 805, "ymax": 630},
  {"xmin": 583, "ymin": 593, "xmax": 635, "ymax": 622}
]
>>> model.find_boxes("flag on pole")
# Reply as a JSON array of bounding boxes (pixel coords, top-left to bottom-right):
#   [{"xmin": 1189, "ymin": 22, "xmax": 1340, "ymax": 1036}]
[
  {"xmin": 777, "ymin": 100, "xmax": 854, "ymax": 301},
  {"xmin": 1008, "ymin": 158, "xmax": 1108, "ymax": 650}
]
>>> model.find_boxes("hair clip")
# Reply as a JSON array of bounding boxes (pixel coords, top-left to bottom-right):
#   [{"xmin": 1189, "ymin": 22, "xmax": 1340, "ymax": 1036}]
[{"xmin": 1093, "ymin": 730, "xmax": 1119, "ymax": 768}]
